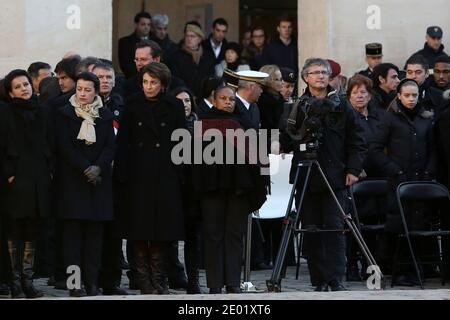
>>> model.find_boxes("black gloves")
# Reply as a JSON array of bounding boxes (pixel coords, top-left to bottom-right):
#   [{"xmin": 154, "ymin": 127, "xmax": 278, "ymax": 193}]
[{"xmin": 84, "ymin": 166, "xmax": 102, "ymax": 185}]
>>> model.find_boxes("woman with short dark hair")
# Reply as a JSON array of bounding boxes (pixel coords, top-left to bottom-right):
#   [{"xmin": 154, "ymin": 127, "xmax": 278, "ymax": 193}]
[
  {"xmin": 114, "ymin": 62, "xmax": 186, "ymax": 295},
  {"xmin": 0, "ymin": 69, "xmax": 53, "ymax": 298},
  {"xmin": 55, "ymin": 71, "xmax": 115, "ymax": 297}
]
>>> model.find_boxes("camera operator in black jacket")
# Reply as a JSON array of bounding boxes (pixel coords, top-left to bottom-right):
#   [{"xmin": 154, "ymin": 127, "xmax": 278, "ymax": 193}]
[{"xmin": 279, "ymin": 58, "xmax": 367, "ymax": 291}]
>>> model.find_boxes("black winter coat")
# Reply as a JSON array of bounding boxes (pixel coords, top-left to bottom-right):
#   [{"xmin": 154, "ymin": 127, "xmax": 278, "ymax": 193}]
[
  {"xmin": 113, "ymin": 92, "xmax": 186, "ymax": 241},
  {"xmin": 353, "ymin": 103, "xmax": 386, "ymax": 178},
  {"xmin": 168, "ymin": 47, "xmax": 216, "ymax": 97},
  {"xmin": 102, "ymin": 93, "xmax": 124, "ymax": 125},
  {"xmin": 262, "ymin": 38, "xmax": 299, "ymax": 76},
  {"xmin": 0, "ymin": 97, "xmax": 53, "ymax": 219},
  {"xmin": 370, "ymin": 99, "xmax": 436, "ymax": 232},
  {"xmin": 55, "ymin": 104, "xmax": 115, "ymax": 221},
  {"xmin": 407, "ymin": 43, "xmax": 448, "ymax": 69},
  {"xmin": 280, "ymin": 88, "xmax": 367, "ymax": 192}
]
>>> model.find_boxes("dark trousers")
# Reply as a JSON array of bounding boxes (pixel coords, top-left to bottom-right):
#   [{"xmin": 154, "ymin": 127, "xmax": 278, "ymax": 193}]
[
  {"xmin": 62, "ymin": 220, "xmax": 104, "ymax": 287},
  {"xmin": 297, "ymin": 190, "xmax": 347, "ymax": 286},
  {"xmin": 184, "ymin": 196, "xmax": 203, "ymax": 281},
  {"xmin": 201, "ymin": 192, "xmax": 249, "ymax": 288},
  {"xmin": 100, "ymin": 222, "xmax": 123, "ymax": 288},
  {"xmin": 0, "ymin": 217, "xmax": 11, "ymax": 283}
]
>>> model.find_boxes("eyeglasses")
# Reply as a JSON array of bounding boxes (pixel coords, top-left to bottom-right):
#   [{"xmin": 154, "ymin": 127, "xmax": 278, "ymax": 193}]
[{"xmin": 307, "ymin": 70, "xmax": 329, "ymax": 76}]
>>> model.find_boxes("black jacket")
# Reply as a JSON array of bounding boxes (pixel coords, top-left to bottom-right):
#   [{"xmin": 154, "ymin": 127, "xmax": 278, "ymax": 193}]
[
  {"xmin": 358, "ymin": 67, "xmax": 374, "ymax": 79},
  {"xmin": 408, "ymin": 43, "xmax": 448, "ymax": 69},
  {"xmin": 150, "ymin": 35, "xmax": 178, "ymax": 63},
  {"xmin": 370, "ymin": 99, "xmax": 436, "ymax": 232},
  {"xmin": 113, "ymin": 92, "xmax": 186, "ymax": 241},
  {"xmin": 258, "ymin": 90, "xmax": 284, "ymax": 131},
  {"xmin": 201, "ymin": 36, "xmax": 228, "ymax": 64},
  {"xmin": 262, "ymin": 38, "xmax": 299, "ymax": 75},
  {"xmin": 370, "ymin": 99, "xmax": 436, "ymax": 179},
  {"xmin": 235, "ymin": 96, "xmax": 260, "ymax": 131},
  {"xmin": 371, "ymin": 86, "xmax": 396, "ymax": 110},
  {"xmin": 118, "ymin": 32, "xmax": 142, "ymax": 79},
  {"xmin": 280, "ymin": 88, "xmax": 367, "ymax": 192},
  {"xmin": 353, "ymin": 103, "xmax": 386, "ymax": 178},
  {"xmin": 55, "ymin": 104, "xmax": 115, "ymax": 221},
  {"xmin": 168, "ymin": 46, "xmax": 216, "ymax": 97},
  {"xmin": 102, "ymin": 93, "xmax": 124, "ymax": 125},
  {"xmin": 0, "ymin": 97, "xmax": 53, "ymax": 219}
]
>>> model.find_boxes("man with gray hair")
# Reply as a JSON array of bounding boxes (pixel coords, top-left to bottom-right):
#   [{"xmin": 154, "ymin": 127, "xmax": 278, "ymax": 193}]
[
  {"xmin": 279, "ymin": 58, "xmax": 367, "ymax": 292},
  {"xmin": 150, "ymin": 14, "xmax": 177, "ymax": 63}
]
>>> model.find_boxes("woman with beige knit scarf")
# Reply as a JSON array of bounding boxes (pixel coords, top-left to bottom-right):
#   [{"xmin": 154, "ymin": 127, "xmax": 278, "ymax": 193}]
[{"xmin": 55, "ymin": 72, "xmax": 116, "ymax": 297}]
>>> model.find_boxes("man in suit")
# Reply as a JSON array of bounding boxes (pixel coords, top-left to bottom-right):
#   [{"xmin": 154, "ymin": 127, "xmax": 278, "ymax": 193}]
[
  {"xmin": 202, "ymin": 18, "xmax": 229, "ymax": 64},
  {"xmin": 118, "ymin": 11, "xmax": 152, "ymax": 79}
]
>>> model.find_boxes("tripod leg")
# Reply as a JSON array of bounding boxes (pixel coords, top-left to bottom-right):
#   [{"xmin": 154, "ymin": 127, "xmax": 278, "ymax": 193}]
[
  {"xmin": 314, "ymin": 162, "xmax": 381, "ymax": 278},
  {"xmin": 267, "ymin": 162, "xmax": 312, "ymax": 292}
]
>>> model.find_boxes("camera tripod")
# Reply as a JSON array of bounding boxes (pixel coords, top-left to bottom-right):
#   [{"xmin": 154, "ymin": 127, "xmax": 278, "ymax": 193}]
[{"xmin": 266, "ymin": 159, "xmax": 384, "ymax": 292}]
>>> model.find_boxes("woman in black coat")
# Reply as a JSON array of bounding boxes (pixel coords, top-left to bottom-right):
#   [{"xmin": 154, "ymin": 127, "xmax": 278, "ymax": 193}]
[
  {"xmin": 0, "ymin": 69, "xmax": 53, "ymax": 298},
  {"xmin": 55, "ymin": 72, "xmax": 115, "ymax": 297},
  {"xmin": 370, "ymin": 79, "xmax": 436, "ymax": 284},
  {"xmin": 114, "ymin": 62, "xmax": 186, "ymax": 295},
  {"xmin": 192, "ymin": 85, "xmax": 267, "ymax": 294},
  {"xmin": 346, "ymin": 74, "xmax": 386, "ymax": 280}
]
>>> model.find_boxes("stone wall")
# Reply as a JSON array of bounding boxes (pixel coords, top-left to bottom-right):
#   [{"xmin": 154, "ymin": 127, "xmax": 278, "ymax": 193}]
[
  {"xmin": 298, "ymin": 0, "xmax": 450, "ymax": 81},
  {"xmin": 0, "ymin": 0, "xmax": 113, "ymax": 78}
]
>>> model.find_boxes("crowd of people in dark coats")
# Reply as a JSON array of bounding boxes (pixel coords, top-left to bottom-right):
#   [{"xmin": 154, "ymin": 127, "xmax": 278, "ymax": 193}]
[{"xmin": 0, "ymin": 9, "xmax": 450, "ymax": 298}]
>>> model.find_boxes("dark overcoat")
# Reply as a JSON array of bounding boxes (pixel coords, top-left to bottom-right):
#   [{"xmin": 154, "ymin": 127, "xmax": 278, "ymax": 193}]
[
  {"xmin": 55, "ymin": 103, "xmax": 115, "ymax": 221},
  {"xmin": 0, "ymin": 97, "xmax": 53, "ymax": 219},
  {"xmin": 113, "ymin": 92, "xmax": 186, "ymax": 241}
]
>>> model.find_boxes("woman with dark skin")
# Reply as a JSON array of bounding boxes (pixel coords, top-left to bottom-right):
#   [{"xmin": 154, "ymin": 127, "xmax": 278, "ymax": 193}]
[{"xmin": 192, "ymin": 85, "xmax": 266, "ymax": 294}]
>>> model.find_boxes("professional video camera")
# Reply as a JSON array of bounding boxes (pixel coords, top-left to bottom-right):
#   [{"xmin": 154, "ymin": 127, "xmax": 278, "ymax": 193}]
[{"xmin": 286, "ymin": 91, "xmax": 340, "ymax": 158}]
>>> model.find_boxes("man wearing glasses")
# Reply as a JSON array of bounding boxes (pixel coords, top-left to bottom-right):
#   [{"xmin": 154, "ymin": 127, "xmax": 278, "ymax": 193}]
[
  {"xmin": 279, "ymin": 58, "xmax": 367, "ymax": 292},
  {"xmin": 408, "ymin": 26, "xmax": 448, "ymax": 69},
  {"xmin": 122, "ymin": 40, "xmax": 162, "ymax": 99}
]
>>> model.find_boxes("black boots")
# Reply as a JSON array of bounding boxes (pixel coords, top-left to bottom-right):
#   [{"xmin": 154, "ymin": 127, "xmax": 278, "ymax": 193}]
[
  {"xmin": 184, "ymin": 239, "xmax": 202, "ymax": 294},
  {"xmin": 8, "ymin": 240, "xmax": 44, "ymax": 299},
  {"xmin": 8, "ymin": 240, "xmax": 25, "ymax": 299}
]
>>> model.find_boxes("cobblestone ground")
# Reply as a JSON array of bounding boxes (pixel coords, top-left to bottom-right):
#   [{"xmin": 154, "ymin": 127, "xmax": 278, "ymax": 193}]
[{"xmin": 1, "ymin": 241, "xmax": 450, "ymax": 300}]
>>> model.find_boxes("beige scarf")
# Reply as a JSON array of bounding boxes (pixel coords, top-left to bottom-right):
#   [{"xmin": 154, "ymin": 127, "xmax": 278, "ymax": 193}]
[
  {"xmin": 182, "ymin": 43, "xmax": 203, "ymax": 66},
  {"xmin": 69, "ymin": 95, "xmax": 103, "ymax": 145}
]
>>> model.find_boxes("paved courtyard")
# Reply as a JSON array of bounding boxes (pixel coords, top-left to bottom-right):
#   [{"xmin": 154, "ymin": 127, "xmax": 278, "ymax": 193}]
[{"xmin": 1, "ymin": 264, "xmax": 449, "ymax": 300}]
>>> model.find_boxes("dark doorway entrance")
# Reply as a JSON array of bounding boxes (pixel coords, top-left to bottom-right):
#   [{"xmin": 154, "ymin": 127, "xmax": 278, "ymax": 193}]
[{"xmin": 239, "ymin": 0, "xmax": 297, "ymax": 43}]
